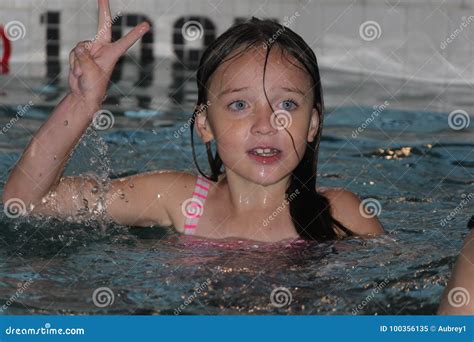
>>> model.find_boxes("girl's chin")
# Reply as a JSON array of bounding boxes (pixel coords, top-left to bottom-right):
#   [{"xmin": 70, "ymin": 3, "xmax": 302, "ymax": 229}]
[
  {"xmin": 223, "ymin": 158, "xmax": 297, "ymax": 184},
  {"xmin": 245, "ymin": 169, "xmax": 288, "ymax": 186}
]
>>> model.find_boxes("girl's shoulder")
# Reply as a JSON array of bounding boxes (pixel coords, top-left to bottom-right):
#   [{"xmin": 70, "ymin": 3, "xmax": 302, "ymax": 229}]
[
  {"xmin": 150, "ymin": 171, "xmax": 208, "ymax": 232},
  {"xmin": 316, "ymin": 187, "xmax": 384, "ymax": 237}
]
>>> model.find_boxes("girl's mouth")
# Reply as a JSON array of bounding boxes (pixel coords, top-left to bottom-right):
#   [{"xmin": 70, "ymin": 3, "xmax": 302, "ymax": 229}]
[{"xmin": 247, "ymin": 147, "xmax": 282, "ymax": 164}]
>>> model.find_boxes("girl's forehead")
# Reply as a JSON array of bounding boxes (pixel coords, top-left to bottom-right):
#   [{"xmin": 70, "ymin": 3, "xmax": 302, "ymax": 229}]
[{"xmin": 208, "ymin": 46, "xmax": 312, "ymax": 93}]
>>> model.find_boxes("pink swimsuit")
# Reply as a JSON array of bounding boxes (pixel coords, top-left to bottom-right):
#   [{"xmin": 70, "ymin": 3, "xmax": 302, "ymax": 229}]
[{"xmin": 183, "ymin": 174, "xmax": 212, "ymax": 235}]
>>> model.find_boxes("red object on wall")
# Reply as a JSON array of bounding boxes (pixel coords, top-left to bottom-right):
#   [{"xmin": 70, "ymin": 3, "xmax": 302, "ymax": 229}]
[{"xmin": 0, "ymin": 25, "xmax": 12, "ymax": 74}]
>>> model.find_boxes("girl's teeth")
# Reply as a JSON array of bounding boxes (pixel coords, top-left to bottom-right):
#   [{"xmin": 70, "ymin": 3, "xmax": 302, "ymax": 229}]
[
  {"xmin": 251, "ymin": 148, "xmax": 280, "ymax": 156},
  {"xmin": 256, "ymin": 148, "xmax": 275, "ymax": 153}
]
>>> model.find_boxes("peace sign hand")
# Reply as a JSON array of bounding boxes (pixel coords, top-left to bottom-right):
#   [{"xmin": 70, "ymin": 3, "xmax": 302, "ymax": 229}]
[{"xmin": 68, "ymin": 0, "xmax": 150, "ymax": 108}]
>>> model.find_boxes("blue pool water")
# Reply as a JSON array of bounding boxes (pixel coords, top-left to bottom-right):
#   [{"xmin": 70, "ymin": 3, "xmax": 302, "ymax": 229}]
[{"xmin": 0, "ymin": 64, "xmax": 473, "ymax": 315}]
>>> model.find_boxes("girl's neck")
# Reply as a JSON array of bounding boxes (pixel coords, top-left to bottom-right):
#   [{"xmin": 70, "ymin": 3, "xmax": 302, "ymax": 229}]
[
  {"xmin": 210, "ymin": 172, "xmax": 299, "ymax": 242},
  {"xmin": 216, "ymin": 171, "xmax": 291, "ymax": 215}
]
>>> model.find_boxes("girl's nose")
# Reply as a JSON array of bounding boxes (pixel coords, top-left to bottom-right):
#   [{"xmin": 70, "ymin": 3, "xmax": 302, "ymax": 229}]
[{"xmin": 250, "ymin": 105, "xmax": 278, "ymax": 136}]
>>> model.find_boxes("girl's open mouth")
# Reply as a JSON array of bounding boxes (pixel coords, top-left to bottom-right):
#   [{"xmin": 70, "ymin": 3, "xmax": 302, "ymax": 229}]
[{"xmin": 247, "ymin": 147, "xmax": 282, "ymax": 164}]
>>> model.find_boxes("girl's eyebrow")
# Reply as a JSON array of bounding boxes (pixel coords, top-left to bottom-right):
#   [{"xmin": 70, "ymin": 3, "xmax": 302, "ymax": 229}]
[
  {"xmin": 218, "ymin": 87, "xmax": 249, "ymax": 96},
  {"xmin": 279, "ymin": 86, "xmax": 305, "ymax": 96},
  {"xmin": 218, "ymin": 86, "xmax": 305, "ymax": 97}
]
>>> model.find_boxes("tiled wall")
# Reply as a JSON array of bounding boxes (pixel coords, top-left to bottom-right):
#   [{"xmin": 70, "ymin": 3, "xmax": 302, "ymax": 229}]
[{"xmin": 0, "ymin": 0, "xmax": 472, "ymax": 84}]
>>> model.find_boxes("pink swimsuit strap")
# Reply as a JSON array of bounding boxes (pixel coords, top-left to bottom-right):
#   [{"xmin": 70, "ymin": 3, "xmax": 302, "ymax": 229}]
[{"xmin": 183, "ymin": 174, "xmax": 211, "ymax": 235}]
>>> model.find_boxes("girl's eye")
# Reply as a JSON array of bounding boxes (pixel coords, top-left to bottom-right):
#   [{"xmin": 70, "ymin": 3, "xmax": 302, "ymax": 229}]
[
  {"xmin": 228, "ymin": 100, "xmax": 248, "ymax": 111},
  {"xmin": 279, "ymin": 99, "xmax": 298, "ymax": 111}
]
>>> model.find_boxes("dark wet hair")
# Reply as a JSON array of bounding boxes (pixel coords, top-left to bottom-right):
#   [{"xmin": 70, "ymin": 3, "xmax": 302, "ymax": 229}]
[{"xmin": 189, "ymin": 17, "xmax": 353, "ymax": 241}]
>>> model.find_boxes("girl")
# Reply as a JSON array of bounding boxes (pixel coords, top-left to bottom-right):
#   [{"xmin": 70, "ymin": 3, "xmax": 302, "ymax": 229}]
[{"xmin": 2, "ymin": 0, "xmax": 384, "ymax": 243}]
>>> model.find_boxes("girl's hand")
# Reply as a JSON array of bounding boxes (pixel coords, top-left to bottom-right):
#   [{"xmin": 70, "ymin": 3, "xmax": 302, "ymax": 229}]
[{"xmin": 68, "ymin": 0, "xmax": 150, "ymax": 108}]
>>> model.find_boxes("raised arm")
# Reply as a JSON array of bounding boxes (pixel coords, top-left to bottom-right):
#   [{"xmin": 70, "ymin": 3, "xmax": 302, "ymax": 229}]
[{"xmin": 2, "ymin": 0, "xmax": 151, "ymax": 220}]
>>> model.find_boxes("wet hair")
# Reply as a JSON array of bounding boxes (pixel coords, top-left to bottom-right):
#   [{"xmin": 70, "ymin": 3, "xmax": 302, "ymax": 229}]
[{"xmin": 189, "ymin": 17, "xmax": 353, "ymax": 241}]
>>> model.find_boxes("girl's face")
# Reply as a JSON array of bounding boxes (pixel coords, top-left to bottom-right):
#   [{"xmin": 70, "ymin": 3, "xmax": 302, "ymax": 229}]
[{"xmin": 197, "ymin": 45, "xmax": 319, "ymax": 186}]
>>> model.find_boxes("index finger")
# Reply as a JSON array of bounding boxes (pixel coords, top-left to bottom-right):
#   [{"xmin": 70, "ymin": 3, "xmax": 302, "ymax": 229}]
[
  {"xmin": 97, "ymin": 0, "xmax": 112, "ymax": 43},
  {"xmin": 112, "ymin": 22, "xmax": 150, "ymax": 57}
]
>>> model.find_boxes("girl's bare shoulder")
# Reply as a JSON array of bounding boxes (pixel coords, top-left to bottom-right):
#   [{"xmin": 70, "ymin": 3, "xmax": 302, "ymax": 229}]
[
  {"xmin": 316, "ymin": 186, "xmax": 384, "ymax": 237},
  {"xmin": 145, "ymin": 170, "xmax": 202, "ymax": 231}
]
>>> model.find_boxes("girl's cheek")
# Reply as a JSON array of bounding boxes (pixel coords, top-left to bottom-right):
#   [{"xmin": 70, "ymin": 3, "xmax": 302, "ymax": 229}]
[
  {"xmin": 216, "ymin": 129, "xmax": 242, "ymax": 151},
  {"xmin": 289, "ymin": 121, "xmax": 311, "ymax": 141}
]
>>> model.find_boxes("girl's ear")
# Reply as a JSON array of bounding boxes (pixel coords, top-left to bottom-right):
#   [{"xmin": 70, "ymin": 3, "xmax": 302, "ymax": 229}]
[
  {"xmin": 307, "ymin": 107, "xmax": 320, "ymax": 142},
  {"xmin": 195, "ymin": 105, "xmax": 214, "ymax": 142}
]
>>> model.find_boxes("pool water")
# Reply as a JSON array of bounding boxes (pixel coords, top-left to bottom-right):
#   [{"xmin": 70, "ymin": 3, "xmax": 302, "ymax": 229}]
[{"xmin": 0, "ymin": 64, "xmax": 473, "ymax": 315}]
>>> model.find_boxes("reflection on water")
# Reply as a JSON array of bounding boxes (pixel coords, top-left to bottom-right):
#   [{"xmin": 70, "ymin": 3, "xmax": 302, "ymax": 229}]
[
  {"xmin": 0, "ymin": 61, "xmax": 473, "ymax": 315},
  {"xmin": 0, "ymin": 216, "xmax": 461, "ymax": 315}
]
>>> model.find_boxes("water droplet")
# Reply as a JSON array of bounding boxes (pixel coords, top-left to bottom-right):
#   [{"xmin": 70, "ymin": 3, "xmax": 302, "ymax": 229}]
[
  {"xmin": 129, "ymin": 183, "xmax": 134, "ymax": 188},
  {"xmin": 64, "ymin": 120, "xmax": 68, "ymax": 126},
  {"xmin": 119, "ymin": 193, "xmax": 125, "ymax": 199},
  {"xmin": 83, "ymin": 198, "xmax": 89, "ymax": 206},
  {"xmin": 91, "ymin": 186, "xmax": 99, "ymax": 194},
  {"xmin": 53, "ymin": 155, "xmax": 57, "ymax": 160}
]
